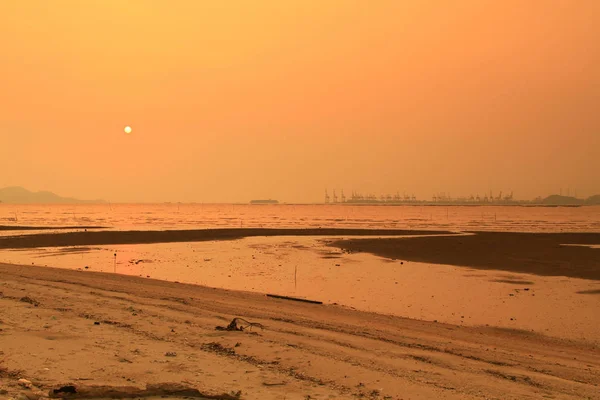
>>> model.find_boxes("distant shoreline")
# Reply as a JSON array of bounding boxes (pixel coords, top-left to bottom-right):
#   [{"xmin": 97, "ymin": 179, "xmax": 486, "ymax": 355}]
[
  {"xmin": 2, "ymin": 202, "xmax": 599, "ymax": 206},
  {"xmin": 0, "ymin": 225, "xmax": 106, "ymax": 231},
  {"xmin": 318, "ymin": 203, "xmax": 589, "ymax": 207}
]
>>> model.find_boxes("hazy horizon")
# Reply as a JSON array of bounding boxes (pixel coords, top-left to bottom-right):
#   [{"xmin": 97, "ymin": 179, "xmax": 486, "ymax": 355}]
[
  {"xmin": 0, "ymin": 184, "xmax": 598, "ymax": 204},
  {"xmin": 2, "ymin": 1, "xmax": 599, "ymax": 203}
]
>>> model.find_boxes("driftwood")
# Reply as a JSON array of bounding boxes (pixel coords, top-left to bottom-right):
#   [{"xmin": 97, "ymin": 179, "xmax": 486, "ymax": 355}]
[
  {"xmin": 215, "ymin": 317, "xmax": 265, "ymax": 331},
  {"xmin": 266, "ymin": 294, "xmax": 323, "ymax": 304}
]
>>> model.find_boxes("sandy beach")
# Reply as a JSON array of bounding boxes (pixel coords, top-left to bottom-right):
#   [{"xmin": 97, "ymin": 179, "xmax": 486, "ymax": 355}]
[
  {"xmin": 0, "ymin": 228, "xmax": 599, "ymax": 399},
  {"xmin": 1, "ymin": 262, "xmax": 600, "ymax": 400}
]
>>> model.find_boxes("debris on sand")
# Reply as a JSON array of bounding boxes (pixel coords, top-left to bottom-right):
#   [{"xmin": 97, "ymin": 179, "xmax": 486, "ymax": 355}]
[
  {"xmin": 128, "ymin": 259, "xmax": 152, "ymax": 265},
  {"xmin": 17, "ymin": 378, "xmax": 33, "ymax": 389},
  {"xmin": 19, "ymin": 297, "xmax": 40, "ymax": 307},
  {"xmin": 262, "ymin": 381, "xmax": 287, "ymax": 387},
  {"xmin": 215, "ymin": 317, "xmax": 265, "ymax": 332},
  {"xmin": 202, "ymin": 342, "xmax": 236, "ymax": 355}
]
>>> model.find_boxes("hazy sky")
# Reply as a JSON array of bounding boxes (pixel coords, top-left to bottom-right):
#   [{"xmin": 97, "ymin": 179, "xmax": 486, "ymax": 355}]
[{"xmin": 1, "ymin": 1, "xmax": 599, "ymax": 203}]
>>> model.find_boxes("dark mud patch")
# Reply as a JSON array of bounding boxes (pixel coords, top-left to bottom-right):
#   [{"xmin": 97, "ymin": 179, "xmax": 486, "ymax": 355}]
[
  {"xmin": 491, "ymin": 279, "xmax": 535, "ymax": 285},
  {"xmin": 484, "ymin": 369, "xmax": 545, "ymax": 388},
  {"xmin": 48, "ymin": 382, "xmax": 240, "ymax": 399},
  {"xmin": 576, "ymin": 289, "xmax": 600, "ymax": 295},
  {"xmin": 331, "ymin": 232, "xmax": 600, "ymax": 280}
]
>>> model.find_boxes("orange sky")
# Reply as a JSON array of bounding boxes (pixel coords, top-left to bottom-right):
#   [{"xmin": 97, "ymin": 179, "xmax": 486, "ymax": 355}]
[{"xmin": 1, "ymin": 1, "xmax": 599, "ymax": 202}]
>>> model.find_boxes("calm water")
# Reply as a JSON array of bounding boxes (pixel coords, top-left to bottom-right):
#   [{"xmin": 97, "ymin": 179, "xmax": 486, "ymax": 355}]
[{"xmin": 1, "ymin": 203, "xmax": 599, "ymax": 232}]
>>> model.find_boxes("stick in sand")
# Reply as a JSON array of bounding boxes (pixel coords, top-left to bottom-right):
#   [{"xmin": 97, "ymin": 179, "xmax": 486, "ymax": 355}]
[
  {"xmin": 113, "ymin": 252, "xmax": 117, "ymax": 273},
  {"xmin": 267, "ymin": 294, "xmax": 322, "ymax": 305}
]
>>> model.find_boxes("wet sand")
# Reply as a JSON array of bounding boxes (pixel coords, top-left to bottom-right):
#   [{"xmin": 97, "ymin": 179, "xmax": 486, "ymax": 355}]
[
  {"xmin": 332, "ymin": 232, "xmax": 600, "ymax": 280},
  {"xmin": 2, "ymin": 236, "xmax": 599, "ymax": 343},
  {"xmin": 1, "ymin": 263, "xmax": 599, "ymax": 400},
  {"xmin": 2, "ymin": 228, "xmax": 599, "ymax": 280}
]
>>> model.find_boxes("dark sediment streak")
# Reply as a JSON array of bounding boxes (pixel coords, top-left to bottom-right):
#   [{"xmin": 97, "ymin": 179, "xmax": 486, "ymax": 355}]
[
  {"xmin": 331, "ymin": 232, "xmax": 600, "ymax": 281},
  {"xmin": 266, "ymin": 294, "xmax": 324, "ymax": 304},
  {"xmin": 0, "ymin": 228, "xmax": 450, "ymax": 249}
]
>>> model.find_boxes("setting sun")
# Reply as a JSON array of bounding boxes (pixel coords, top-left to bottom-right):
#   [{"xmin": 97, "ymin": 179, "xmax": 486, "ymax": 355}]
[{"xmin": 124, "ymin": 126, "xmax": 132, "ymax": 134}]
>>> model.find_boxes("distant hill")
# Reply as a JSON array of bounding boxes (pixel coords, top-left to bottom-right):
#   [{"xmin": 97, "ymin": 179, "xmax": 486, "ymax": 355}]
[
  {"xmin": 585, "ymin": 195, "xmax": 600, "ymax": 205},
  {"xmin": 0, "ymin": 186, "xmax": 105, "ymax": 204},
  {"xmin": 541, "ymin": 195, "xmax": 584, "ymax": 206}
]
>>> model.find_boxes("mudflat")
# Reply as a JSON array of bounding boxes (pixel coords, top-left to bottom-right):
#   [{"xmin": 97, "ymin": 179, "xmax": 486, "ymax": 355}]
[
  {"xmin": 0, "ymin": 228, "xmax": 451, "ymax": 249},
  {"xmin": 332, "ymin": 232, "xmax": 600, "ymax": 280}
]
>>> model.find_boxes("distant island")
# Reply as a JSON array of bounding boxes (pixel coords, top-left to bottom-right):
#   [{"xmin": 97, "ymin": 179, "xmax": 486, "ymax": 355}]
[
  {"xmin": 250, "ymin": 199, "xmax": 279, "ymax": 204},
  {"xmin": 539, "ymin": 194, "xmax": 600, "ymax": 206},
  {"xmin": 0, "ymin": 186, "xmax": 106, "ymax": 204}
]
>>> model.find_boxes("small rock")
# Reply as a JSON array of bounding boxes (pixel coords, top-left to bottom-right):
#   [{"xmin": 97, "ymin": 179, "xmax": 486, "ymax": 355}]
[
  {"xmin": 94, "ymin": 321, "xmax": 100, "ymax": 325},
  {"xmin": 0, "ymin": 389, "xmax": 8, "ymax": 395},
  {"xmin": 165, "ymin": 351, "xmax": 177, "ymax": 357},
  {"xmin": 18, "ymin": 379, "xmax": 32, "ymax": 389},
  {"xmin": 26, "ymin": 391, "xmax": 44, "ymax": 400}
]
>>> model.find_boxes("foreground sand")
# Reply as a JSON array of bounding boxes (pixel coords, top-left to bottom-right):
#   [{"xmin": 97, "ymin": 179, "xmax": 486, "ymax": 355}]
[{"xmin": 1, "ymin": 263, "xmax": 599, "ymax": 400}]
